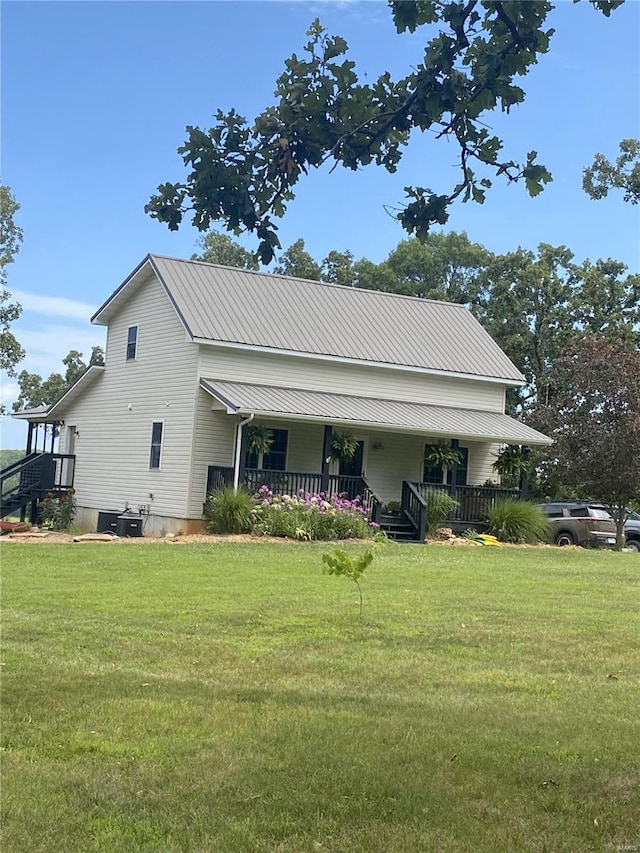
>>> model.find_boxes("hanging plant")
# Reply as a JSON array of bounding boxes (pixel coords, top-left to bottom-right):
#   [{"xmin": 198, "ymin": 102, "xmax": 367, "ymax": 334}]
[
  {"xmin": 423, "ymin": 441, "xmax": 462, "ymax": 470},
  {"xmin": 246, "ymin": 423, "xmax": 274, "ymax": 456},
  {"xmin": 492, "ymin": 445, "xmax": 529, "ymax": 485},
  {"xmin": 330, "ymin": 432, "xmax": 359, "ymax": 463}
]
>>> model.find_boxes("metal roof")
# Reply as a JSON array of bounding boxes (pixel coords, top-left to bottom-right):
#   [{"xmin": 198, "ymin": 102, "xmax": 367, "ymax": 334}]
[
  {"xmin": 200, "ymin": 378, "xmax": 551, "ymax": 445},
  {"xmin": 93, "ymin": 255, "xmax": 526, "ymax": 383}
]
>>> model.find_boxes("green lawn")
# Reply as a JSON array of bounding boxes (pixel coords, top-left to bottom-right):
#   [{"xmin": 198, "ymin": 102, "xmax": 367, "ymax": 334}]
[{"xmin": 2, "ymin": 541, "xmax": 638, "ymax": 853}]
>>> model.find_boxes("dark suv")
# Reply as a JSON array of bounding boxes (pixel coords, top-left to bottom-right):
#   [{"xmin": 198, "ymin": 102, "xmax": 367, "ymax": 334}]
[
  {"xmin": 622, "ymin": 510, "xmax": 640, "ymax": 553},
  {"xmin": 537, "ymin": 502, "xmax": 617, "ymax": 549}
]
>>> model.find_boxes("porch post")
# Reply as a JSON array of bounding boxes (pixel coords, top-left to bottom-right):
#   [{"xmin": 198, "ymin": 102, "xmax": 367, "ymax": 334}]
[
  {"xmin": 450, "ymin": 438, "xmax": 460, "ymax": 495},
  {"xmin": 321, "ymin": 424, "xmax": 333, "ymax": 494},
  {"xmin": 233, "ymin": 415, "xmax": 253, "ymax": 491},
  {"xmin": 519, "ymin": 446, "xmax": 531, "ymax": 499},
  {"xmin": 26, "ymin": 422, "xmax": 34, "ymax": 454}
]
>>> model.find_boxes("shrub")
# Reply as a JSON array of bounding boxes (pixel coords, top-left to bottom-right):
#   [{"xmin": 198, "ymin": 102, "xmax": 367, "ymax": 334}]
[
  {"xmin": 206, "ymin": 487, "xmax": 253, "ymax": 534},
  {"xmin": 421, "ymin": 487, "xmax": 459, "ymax": 534},
  {"xmin": 38, "ymin": 489, "xmax": 76, "ymax": 530},
  {"xmin": 486, "ymin": 499, "xmax": 551, "ymax": 544},
  {"xmin": 251, "ymin": 487, "xmax": 377, "ymax": 540}
]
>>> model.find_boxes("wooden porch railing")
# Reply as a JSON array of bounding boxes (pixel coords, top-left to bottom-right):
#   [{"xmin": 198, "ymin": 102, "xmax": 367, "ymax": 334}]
[
  {"xmin": 1, "ymin": 452, "xmax": 76, "ymax": 520},
  {"xmin": 416, "ymin": 482, "xmax": 520, "ymax": 526},
  {"xmin": 401, "ymin": 480, "xmax": 427, "ymax": 541},
  {"xmin": 206, "ymin": 465, "xmax": 382, "ymax": 523}
]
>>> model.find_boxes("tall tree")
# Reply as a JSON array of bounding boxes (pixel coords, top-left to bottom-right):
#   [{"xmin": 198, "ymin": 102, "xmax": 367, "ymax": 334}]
[
  {"xmin": 193, "ymin": 231, "xmax": 259, "ymax": 269},
  {"xmin": 146, "ymin": 3, "xmax": 622, "ymax": 261},
  {"xmin": 583, "ymin": 138, "xmax": 640, "ymax": 204},
  {"xmin": 274, "ymin": 238, "xmax": 321, "ymax": 280},
  {"xmin": 474, "ymin": 244, "xmax": 576, "ymax": 411},
  {"xmin": 385, "ymin": 232, "xmax": 491, "ymax": 303},
  {"xmin": 321, "ymin": 249, "xmax": 355, "ymax": 287},
  {"xmin": 572, "ymin": 258, "xmax": 640, "ymax": 346},
  {"xmin": 12, "ymin": 347, "xmax": 104, "ymax": 411},
  {"xmin": 532, "ymin": 335, "xmax": 640, "ymax": 549},
  {"xmin": 0, "ymin": 183, "xmax": 25, "ymax": 384}
]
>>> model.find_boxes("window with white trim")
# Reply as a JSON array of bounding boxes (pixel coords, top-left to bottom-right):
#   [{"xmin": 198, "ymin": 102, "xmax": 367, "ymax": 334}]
[
  {"xmin": 149, "ymin": 421, "xmax": 163, "ymax": 469},
  {"xmin": 126, "ymin": 325, "xmax": 138, "ymax": 360}
]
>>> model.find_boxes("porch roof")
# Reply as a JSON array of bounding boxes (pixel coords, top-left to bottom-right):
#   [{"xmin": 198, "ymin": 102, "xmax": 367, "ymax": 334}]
[{"xmin": 200, "ymin": 378, "xmax": 552, "ymax": 446}]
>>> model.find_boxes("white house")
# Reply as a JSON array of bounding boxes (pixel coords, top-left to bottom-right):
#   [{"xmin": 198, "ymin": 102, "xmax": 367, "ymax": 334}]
[{"xmin": 10, "ymin": 254, "xmax": 551, "ymax": 536}]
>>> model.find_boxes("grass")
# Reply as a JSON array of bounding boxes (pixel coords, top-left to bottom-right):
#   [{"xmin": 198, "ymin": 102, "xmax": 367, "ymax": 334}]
[{"xmin": 1, "ymin": 540, "xmax": 639, "ymax": 853}]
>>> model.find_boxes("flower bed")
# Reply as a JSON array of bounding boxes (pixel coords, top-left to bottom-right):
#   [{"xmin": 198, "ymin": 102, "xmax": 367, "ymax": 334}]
[{"xmin": 250, "ymin": 486, "xmax": 378, "ymax": 540}]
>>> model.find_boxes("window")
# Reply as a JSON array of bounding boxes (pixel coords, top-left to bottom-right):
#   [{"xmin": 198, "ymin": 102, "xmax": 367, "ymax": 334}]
[
  {"xmin": 422, "ymin": 445, "xmax": 469, "ymax": 485},
  {"xmin": 246, "ymin": 428, "xmax": 288, "ymax": 471},
  {"xmin": 149, "ymin": 421, "xmax": 163, "ymax": 469},
  {"xmin": 446, "ymin": 447, "xmax": 469, "ymax": 486},
  {"xmin": 126, "ymin": 325, "xmax": 138, "ymax": 360}
]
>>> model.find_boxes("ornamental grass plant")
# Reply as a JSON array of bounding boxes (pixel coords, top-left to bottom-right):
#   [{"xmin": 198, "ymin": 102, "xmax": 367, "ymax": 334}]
[
  {"xmin": 205, "ymin": 486, "xmax": 253, "ymax": 534},
  {"xmin": 487, "ymin": 498, "xmax": 552, "ymax": 544},
  {"xmin": 421, "ymin": 486, "xmax": 459, "ymax": 534}
]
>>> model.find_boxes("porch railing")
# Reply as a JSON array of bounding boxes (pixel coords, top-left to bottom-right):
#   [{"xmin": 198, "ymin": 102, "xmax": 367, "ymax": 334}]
[
  {"xmin": 415, "ymin": 482, "xmax": 520, "ymax": 526},
  {"xmin": 206, "ymin": 465, "xmax": 382, "ymax": 523},
  {"xmin": 401, "ymin": 480, "xmax": 427, "ymax": 541},
  {"xmin": 1, "ymin": 452, "xmax": 75, "ymax": 520}
]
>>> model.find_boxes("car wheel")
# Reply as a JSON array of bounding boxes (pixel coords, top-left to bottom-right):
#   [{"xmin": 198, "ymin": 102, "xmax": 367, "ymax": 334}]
[
  {"xmin": 626, "ymin": 538, "xmax": 640, "ymax": 553},
  {"xmin": 555, "ymin": 531, "xmax": 576, "ymax": 547}
]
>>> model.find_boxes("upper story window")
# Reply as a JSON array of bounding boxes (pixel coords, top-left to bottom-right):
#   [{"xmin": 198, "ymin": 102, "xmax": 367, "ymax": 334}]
[
  {"xmin": 246, "ymin": 428, "xmax": 288, "ymax": 471},
  {"xmin": 149, "ymin": 421, "xmax": 163, "ymax": 469},
  {"xmin": 126, "ymin": 325, "xmax": 138, "ymax": 360}
]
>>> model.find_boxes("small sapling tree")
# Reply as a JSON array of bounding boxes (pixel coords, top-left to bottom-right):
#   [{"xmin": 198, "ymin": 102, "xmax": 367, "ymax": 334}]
[{"xmin": 322, "ymin": 546, "xmax": 374, "ymax": 619}]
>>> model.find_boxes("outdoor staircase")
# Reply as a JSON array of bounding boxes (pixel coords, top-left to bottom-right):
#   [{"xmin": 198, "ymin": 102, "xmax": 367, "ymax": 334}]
[
  {"xmin": 379, "ymin": 512, "xmax": 422, "ymax": 542},
  {"xmin": 0, "ymin": 452, "xmax": 75, "ymax": 519}
]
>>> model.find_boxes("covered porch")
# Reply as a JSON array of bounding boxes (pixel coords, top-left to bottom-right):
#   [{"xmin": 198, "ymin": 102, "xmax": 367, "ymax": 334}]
[{"xmin": 200, "ymin": 378, "xmax": 550, "ymax": 540}]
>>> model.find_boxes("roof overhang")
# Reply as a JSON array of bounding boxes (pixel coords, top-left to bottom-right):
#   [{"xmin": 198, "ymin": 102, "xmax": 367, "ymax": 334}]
[
  {"xmin": 200, "ymin": 378, "xmax": 552, "ymax": 446},
  {"xmin": 12, "ymin": 365, "xmax": 106, "ymax": 423}
]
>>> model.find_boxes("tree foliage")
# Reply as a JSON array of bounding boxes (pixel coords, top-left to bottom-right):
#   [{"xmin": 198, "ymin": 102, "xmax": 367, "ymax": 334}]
[
  {"xmin": 147, "ymin": 3, "xmax": 624, "ymax": 260},
  {"xmin": 583, "ymin": 138, "xmax": 640, "ymax": 204},
  {"xmin": 12, "ymin": 347, "xmax": 104, "ymax": 412},
  {"xmin": 0, "ymin": 183, "xmax": 25, "ymax": 382},
  {"xmin": 532, "ymin": 336, "xmax": 640, "ymax": 549},
  {"xmin": 193, "ymin": 231, "xmax": 259, "ymax": 270}
]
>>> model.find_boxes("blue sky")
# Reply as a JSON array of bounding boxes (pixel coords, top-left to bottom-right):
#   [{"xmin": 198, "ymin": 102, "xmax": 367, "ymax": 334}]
[{"xmin": 1, "ymin": 0, "xmax": 639, "ymax": 448}]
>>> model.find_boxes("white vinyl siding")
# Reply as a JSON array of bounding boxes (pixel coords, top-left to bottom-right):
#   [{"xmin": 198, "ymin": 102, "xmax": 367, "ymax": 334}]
[
  {"xmin": 61, "ymin": 272, "xmax": 200, "ymax": 519},
  {"xmin": 198, "ymin": 347, "xmax": 505, "ymax": 413}
]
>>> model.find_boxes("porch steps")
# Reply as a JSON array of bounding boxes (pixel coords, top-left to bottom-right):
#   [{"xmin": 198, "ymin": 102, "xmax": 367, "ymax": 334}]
[{"xmin": 379, "ymin": 513, "xmax": 422, "ymax": 543}]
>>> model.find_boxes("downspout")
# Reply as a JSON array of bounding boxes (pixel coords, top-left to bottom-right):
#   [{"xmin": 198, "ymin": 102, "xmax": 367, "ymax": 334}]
[{"xmin": 233, "ymin": 413, "xmax": 254, "ymax": 491}]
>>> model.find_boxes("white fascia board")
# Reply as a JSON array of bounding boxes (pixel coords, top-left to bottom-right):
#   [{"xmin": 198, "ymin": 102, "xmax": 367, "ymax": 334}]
[
  {"xmin": 192, "ymin": 338, "xmax": 526, "ymax": 387},
  {"xmin": 200, "ymin": 379, "xmax": 239, "ymax": 414}
]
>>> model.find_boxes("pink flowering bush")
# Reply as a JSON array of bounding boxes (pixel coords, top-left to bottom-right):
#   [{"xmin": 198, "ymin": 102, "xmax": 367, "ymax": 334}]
[
  {"xmin": 250, "ymin": 486, "xmax": 378, "ymax": 540},
  {"xmin": 38, "ymin": 488, "xmax": 77, "ymax": 530}
]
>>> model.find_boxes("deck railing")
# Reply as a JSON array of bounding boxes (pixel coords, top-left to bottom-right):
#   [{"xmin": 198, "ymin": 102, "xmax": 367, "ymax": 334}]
[
  {"xmin": 1, "ymin": 452, "xmax": 75, "ymax": 519},
  {"xmin": 401, "ymin": 480, "xmax": 428, "ymax": 541},
  {"xmin": 206, "ymin": 466, "xmax": 381, "ymax": 521},
  {"xmin": 416, "ymin": 482, "xmax": 520, "ymax": 525}
]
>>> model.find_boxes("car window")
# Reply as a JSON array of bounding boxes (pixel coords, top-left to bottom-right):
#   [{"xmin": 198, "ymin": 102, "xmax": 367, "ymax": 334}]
[
  {"xmin": 587, "ymin": 508, "xmax": 613, "ymax": 520},
  {"xmin": 627, "ymin": 511, "xmax": 640, "ymax": 521},
  {"xmin": 568, "ymin": 507, "xmax": 589, "ymax": 517}
]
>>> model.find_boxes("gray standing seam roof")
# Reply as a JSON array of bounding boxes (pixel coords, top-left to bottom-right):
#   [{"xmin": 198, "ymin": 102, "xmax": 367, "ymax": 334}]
[
  {"xmin": 200, "ymin": 378, "xmax": 551, "ymax": 446},
  {"xmin": 136, "ymin": 255, "xmax": 524, "ymax": 383}
]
